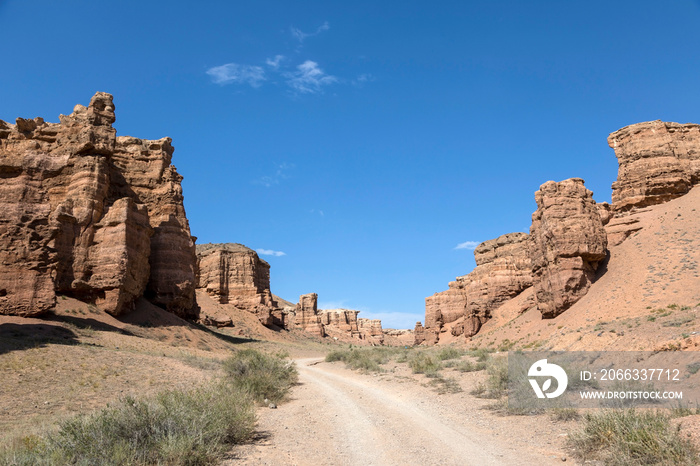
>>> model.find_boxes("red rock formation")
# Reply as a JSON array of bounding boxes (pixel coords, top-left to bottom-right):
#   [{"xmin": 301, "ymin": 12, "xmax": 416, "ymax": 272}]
[
  {"xmin": 357, "ymin": 318, "xmax": 384, "ymax": 344},
  {"xmin": 113, "ymin": 136, "xmax": 196, "ymax": 316},
  {"xmin": 320, "ymin": 309, "xmax": 360, "ymax": 333},
  {"xmin": 413, "ymin": 322, "xmax": 426, "ymax": 345},
  {"xmin": 608, "ymin": 121, "xmax": 700, "ymax": 211},
  {"xmin": 424, "ymin": 232, "xmax": 532, "ymax": 342},
  {"xmin": 195, "ymin": 243, "xmax": 276, "ymax": 326},
  {"xmin": 293, "ymin": 293, "xmax": 325, "ymax": 336},
  {"xmin": 0, "ymin": 92, "xmax": 196, "ymax": 317},
  {"xmin": 529, "ymin": 178, "xmax": 607, "ymax": 318}
]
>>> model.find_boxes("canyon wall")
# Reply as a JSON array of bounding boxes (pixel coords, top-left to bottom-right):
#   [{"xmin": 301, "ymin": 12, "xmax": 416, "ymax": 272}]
[
  {"xmin": 424, "ymin": 232, "xmax": 532, "ymax": 342},
  {"xmin": 608, "ymin": 120, "xmax": 700, "ymax": 211},
  {"xmin": 0, "ymin": 93, "xmax": 196, "ymax": 317},
  {"xmin": 423, "ymin": 120, "xmax": 700, "ymax": 343},
  {"xmin": 195, "ymin": 243, "xmax": 277, "ymax": 326}
]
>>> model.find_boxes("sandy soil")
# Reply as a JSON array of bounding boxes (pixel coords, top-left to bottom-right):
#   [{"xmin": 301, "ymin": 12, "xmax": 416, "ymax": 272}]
[{"xmin": 231, "ymin": 358, "xmax": 572, "ymax": 466}]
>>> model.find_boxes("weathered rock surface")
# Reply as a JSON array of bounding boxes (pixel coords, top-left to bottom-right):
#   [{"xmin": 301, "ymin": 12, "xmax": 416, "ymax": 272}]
[
  {"xmin": 424, "ymin": 232, "xmax": 533, "ymax": 342},
  {"xmin": 321, "ymin": 308, "xmax": 386, "ymax": 343},
  {"xmin": 0, "ymin": 92, "xmax": 195, "ymax": 317},
  {"xmin": 292, "ymin": 293, "xmax": 325, "ymax": 337},
  {"xmin": 358, "ymin": 318, "xmax": 384, "ymax": 345},
  {"xmin": 320, "ymin": 309, "xmax": 360, "ymax": 333},
  {"xmin": 529, "ymin": 178, "xmax": 607, "ymax": 318},
  {"xmin": 413, "ymin": 322, "xmax": 426, "ymax": 345},
  {"xmin": 196, "ymin": 243, "xmax": 276, "ymax": 325},
  {"xmin": 609, "ymin": 121, "xmax": 700, "ymax": 211}
]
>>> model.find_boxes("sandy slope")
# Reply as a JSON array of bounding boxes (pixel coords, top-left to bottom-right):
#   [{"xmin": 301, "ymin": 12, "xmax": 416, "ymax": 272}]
[{"xmin": 231, "ymin": 358, "xmax": 569, "ymax": 466}]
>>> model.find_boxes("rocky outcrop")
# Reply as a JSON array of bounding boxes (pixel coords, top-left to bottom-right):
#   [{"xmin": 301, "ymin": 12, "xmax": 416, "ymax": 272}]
[
  {"xmin": 195, "ymin": 243, "xmax": 276, "ymax": 325},
  {"xmin": 358, "ymin": 318, "xmax": 384, "ymax": 344},
  {"xmin": 0, "ymin": 92, "xmax": 196, "ymax": 317},
  {"xmin": 529, "ymin": 178, "xmax": 607, "ymax": 318},
  {"xmin": 608, "ymin": 121, "xmax": 700, "ymax": 211},
  {"xmin": 414, "ymin": 322, "xmax": 426, "ymax": 345},
  {"xmin": 321, "ymin": 308, "xmax": 386, "ymax": 343},
  {"xmin": 321, "ymin": 309, "xmax": 360, "ymax": 333},
  {"xmin": 292, "ymin": 293, "xmax": 325, "ymax": 337},
  {"xmin": 424, "ymin": 232, "xmax": 533, "ymax": 342}
]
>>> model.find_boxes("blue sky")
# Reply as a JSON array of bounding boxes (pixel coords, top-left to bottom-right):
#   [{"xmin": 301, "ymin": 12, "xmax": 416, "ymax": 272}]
[{"xmin": 2, "ymin": 1, "xmax": 700, "ymax": 328}]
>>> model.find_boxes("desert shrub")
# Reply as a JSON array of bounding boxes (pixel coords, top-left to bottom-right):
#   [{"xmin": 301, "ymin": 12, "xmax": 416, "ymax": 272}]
[
  {"xmin": 436, "ymin": 347, "xmax": 464, "ymax": 361},
  {"xmin": 473, "ymin": 356, "xmax": 508, "ymax": 399},
  {"xmin": 550, "ymin": 407, "xmax": 580, "ymax": 422},
  {"xmin": 407, "ymin": 352, "xmax": 442, "ymax": 377},
  {"xmin": 223, "ymin": 349, "xmax": 298, "ymax": 403},
  {"xmin": 454, "ymin": 360, "xmax": 487, "ymax": 372},
  {"xmin": 568, "ymin": 409, "xmax": 699, "ymax": 465},
  {"xmin": 0, "ymin": 382, "xmax": 256, "ymax": 466},
  {"xmin": 468, "ymin": 347, "xmax": 492, "ymax": 362},
  {"xmin": 325, "ymin": 347, "xmax": 404, "ymax": 372}
]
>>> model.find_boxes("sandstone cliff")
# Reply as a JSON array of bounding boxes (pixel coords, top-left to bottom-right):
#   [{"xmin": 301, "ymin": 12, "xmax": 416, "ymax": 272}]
[
  {"xmin": 608, "ymin": 120, "xmax": 700, "ymax": 211},
  {"xmin": 291, "ymin": 293, "xmax": 325, "ymax": 337},
  {"xmin": 424, "ymin": 232, "xmax": 532, "ymax": 342},
  {"xmin": 0, "ymin": 93, "xmax": 196, "ymax": 317},
  {"xmin": 422, "ymin": 119, "xmax": 700, "ymax": 343},
  {"xmin": 195, "ymin": 243, "xmax": 277, "ymax": 326}
]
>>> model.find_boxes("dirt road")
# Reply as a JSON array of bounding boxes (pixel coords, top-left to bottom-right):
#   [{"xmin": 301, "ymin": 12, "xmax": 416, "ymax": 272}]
[{"xmin": 232, "ymin": 358, "xmax": 567, "ymax": 465}]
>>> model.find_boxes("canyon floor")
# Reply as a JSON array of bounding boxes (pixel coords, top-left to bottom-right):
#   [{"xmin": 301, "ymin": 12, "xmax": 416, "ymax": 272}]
[
  {"xmin": 231, "ymin": 357, "xmax": 569, "ymax": 466},
  {"xmin": 1, "ymin": 302, "xmax": 575, "ymax": 465}
]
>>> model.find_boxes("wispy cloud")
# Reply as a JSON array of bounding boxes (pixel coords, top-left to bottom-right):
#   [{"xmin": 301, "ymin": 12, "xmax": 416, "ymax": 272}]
[
  {"xmin": 352, "ymin": 73, "xmax": 375, "ymax": 87},
  {"xmin": 206, "ymin": 63, "xmax": 266, "ymax": 87},
  {"xmin": 254, "ymin": 162, "xmax": 294, "ymax": 187},
  {"xmin": 291, "ymin": 21, "xmax": 329, "ymax": 43},
  {"xmin": 318, "ymin": 300, "xmax": 348, "ymax": 310},
  {"xmin": 265, "ymin": 55, "xmax": 285, "ymax": 70},
  {"xmin": 455, "ymin": 240, "xmax": 480, "ymax": 251},
  {"xmin": 256, "ymin": 248, "xmax": 286, "ymax": 257},
  {"xmin": 310, "ymin": 209, "xmax": 325, "ymax": 217},
  {"xmin": 285, "ymin": 60, "xmax": 337, "ymax": 94}
]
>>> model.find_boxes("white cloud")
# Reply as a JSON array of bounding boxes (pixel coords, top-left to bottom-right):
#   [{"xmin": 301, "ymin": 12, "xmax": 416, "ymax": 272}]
[
  {"xmin": 285, "ymin": 60, "xmax": 337, "ymax": 94},
  {"xmin": 265, "ymin": 55, "xmax": 285, "ymax": 69},
  {"xmin": 291, "ymin": 21, "xmax": 329, "ymax": 43},
  {"xmin": 206, "ymin": 63, "xmax": 266, "ymax": 87},
  {"xmin": 455, "ymin": 241, "xmax": 480, "ymax": 251},
  {"xmin": 352, "ymin": 73, "xmax": 375, "ymax": 86},
  {"xmin": 256, "ymin": 249, "xmax": 286, "ymax": 257},
  {"xmin": 254, "ymin": 162, "xmax": 294, "ymax": 187},
  {"xmin": 310, "ymin": 209, "xmax": 325, "ymax": 217}
]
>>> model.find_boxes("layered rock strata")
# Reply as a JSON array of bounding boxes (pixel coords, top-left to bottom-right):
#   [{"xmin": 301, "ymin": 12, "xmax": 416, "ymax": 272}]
[
  {"xmin": 357, "ymin": 318, "xmax": 384, "ymax": 344},
  {"xmin": 529, "ymin": 178, "xmax": 607, "ymax": 318},
  {"xmin": 608, "ymin": 121, "xmax": 700, "ymax": 211},
  {"xmin": 0, "ymin": 92, "xmax": 196, "ymax": 317},
  {"xmin": 195, "ymin": 243, "xmax": 277, "ymax": 326},
  {"xmin": 292, "ymin": 293, "xmax": 325, "ymax": 336},
  {"xmin": 424, "ymin": 232, "xmax": 533, "ymax": 341}
]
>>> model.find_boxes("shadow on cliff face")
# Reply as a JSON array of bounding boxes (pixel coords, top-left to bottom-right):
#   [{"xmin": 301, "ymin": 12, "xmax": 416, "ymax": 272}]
[{"xmin": 0, "ymin": 322, "xmax": 81, "ymax": 355}]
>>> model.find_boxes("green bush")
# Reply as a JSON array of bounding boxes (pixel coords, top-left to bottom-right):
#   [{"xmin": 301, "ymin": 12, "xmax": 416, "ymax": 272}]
[
  {"xmin": 436, "ymin": 347, "xmax": 464, "ymax": 361},
  {"xmin": 568, "ymin": 409, "xmax": 699, "ymax": 465},
  {"xmin": 325, "ymin": 347, "xmax": 403, "ymax": 372},
  {"xmin": 223, "ymin": 349, "xmax": 298, "ymax": 403},
  {"xmin": 407, "ymin": 352, "xmax": 442, "ymax": 377},
  {"xmin": 0, "ymin": 383, "xmax": 255, "ymax": 466}
]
